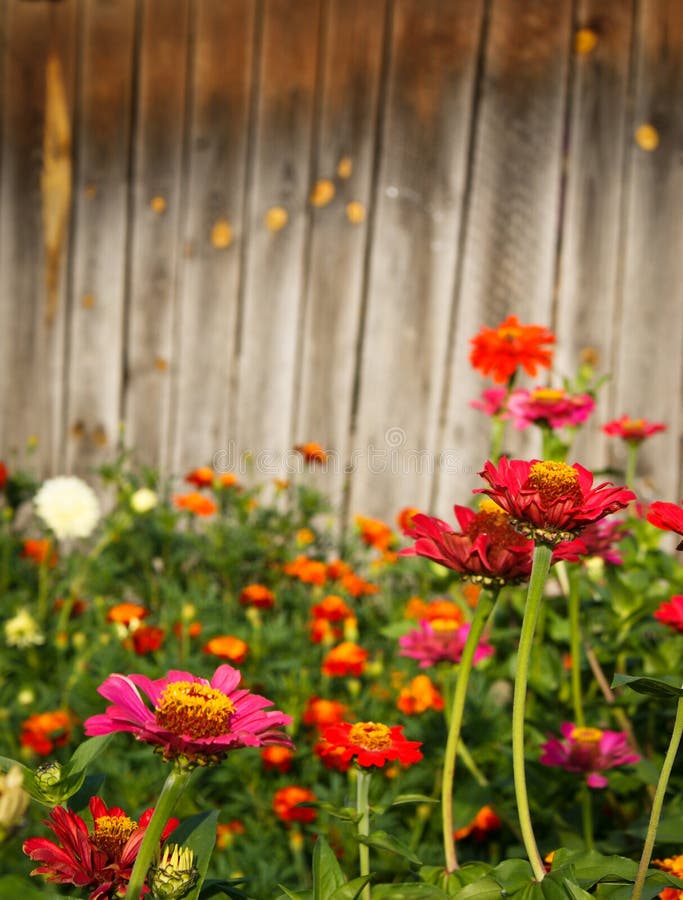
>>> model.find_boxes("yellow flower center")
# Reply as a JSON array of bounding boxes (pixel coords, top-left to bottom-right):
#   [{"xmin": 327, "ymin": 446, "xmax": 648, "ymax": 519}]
[
  {"xmin": 430, "ymin": 618, "xmax": 459, "ymax": 633},
  {"xmin": 155, "ymin": 681, "xmax": 235, "ymax": 739},
  {"xmin": 528, "ymin": 461, "xmax": 583, "ymax": 506},
  {"xmin": 92, "ymin": 815, "xmax": 138, "ymax": 858},
  {"xmin": 569, "ymin": 726, "xmax": 604, "ymax": 744},
  {"xmin": 466, "ymin": 499, "xmax": 523, "ymax": 551},
  {"xmin": 348, "ymin": 722, "xmax": 392, "ymax": 751},
  {"xmin": 498, "ymin": 325, "xmax": 522, "ymax": 342},
  {"xmin": 531, "ymin": 388, "xmax": 565, "ymax": 403},
  {"xmin": 622, "ymin": 418, "xmax": 644, "ymax": 432}
]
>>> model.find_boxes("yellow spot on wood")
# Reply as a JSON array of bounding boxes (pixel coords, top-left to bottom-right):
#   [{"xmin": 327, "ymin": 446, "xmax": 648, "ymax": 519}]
[
  {"xmin": 574, "ymin": 28, "xmax": 597, "ymax": 55},
  {"xmin": 92, "ymin": 425, "xmax": 108, "ymax": 447},
  {"xmin": 211, "ymin": 218, "xmax": 233, "ymax": 248},
  {"xmin": 42, "ymin": 52, "xmax": 72, "ymax": 326},
  {"xmin": 150, "ymin": 195, "xmax": 167, "ymax": 213},
  {"xmin": 265, "ymin": 206, "xmax": 288, "ymax": 232},
  {"xmin": 154, "ymin": 357, "xmax": 169, "ymax": 371},
  {"xmin": 82, "ymin": 294, "xmax": 95, "ymax": 309},
  {"xmin": 635, "ymin": 123, "xmax": 659, "ymax": 151},
  {"xmin": 84, "ymin": 184, "xmax": 97, "ymax": 199},
  {"xmin": 71, "ymin": 421, "xmax": 85, "ymax": 439},
  {"xmin": 337, "ymin": 157, "xmax": 352, "ymax": 179},
  {"xmin": 310, "ymin": 179, "xmax": 335, "ymax": 207},
  {"xmin": 346, "ymin": 201, "xmax": 366, "ymax": 224}
]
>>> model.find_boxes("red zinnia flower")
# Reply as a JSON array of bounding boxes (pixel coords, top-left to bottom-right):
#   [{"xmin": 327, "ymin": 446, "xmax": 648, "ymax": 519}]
[
  {"xmin": 603, "ymin": 416, "xmax": 667, "ymax": 444},
  {"xmin": 469, "ymin": 315, "xmax": 555, "ymax": 384},
  {"xmin": 173, "ymin": 491, "xmax": 217, "ymax": 517},
  {"xmin": 21, "ymin": 710, "xmax": 75, "ymax": 756},
  {"xmin": 654, "ymin": 595, "xmax": 683, "ymax": 633},
  {"xmin": 653, "ymin": 856, "xmax": 683, "ymax": 900},
  {"xmin": 319, "ymin": 721, "xmax": 422, "ymax": 769},
  {"xmin": 273, "ymin": 786, "xmax": 317, "ymax": 824},
  {"xmin": 396, "ymin": 506, "xmax": 420, "ymax": 532},
  {"xmin": 185, "ymin": 466, "xmax": 215, "ymax": 487},
  {"xmin": 0, "ymin": 461, "xmax": 6, "ymax": 490},
  {"xmin": 130, "ymin": 625, "xmax": 164, "ymax": 655},
  {"xmin": 239, "ymin": 584, "xmax": 275, "ymax": 608},
  {"xmin": 321, "ymin": 641, "xmax": 368, "ymax": 677},
  {"xmin": 647, "ymin": 500, "xmax": 683, "ymax": 550},
  {"xmin": 476, "ymin": 457, "xmax": 635, "ymax": 545}
]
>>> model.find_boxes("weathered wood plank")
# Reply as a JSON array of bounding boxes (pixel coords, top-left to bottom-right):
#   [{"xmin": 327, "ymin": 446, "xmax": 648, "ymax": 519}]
[
  {"xmin": 65, "ymin": 0, "xmax": 136, "ymax": 473},
  {"xmin": 123, "ymin": 0, "xmax": 190, "ymax": 472},
  {"xmin": 168, "ymin": 0, "xmax": 255, "ymax": 476},
  {"xmin": 294, "ymin": 0, "xmax": 387, "ymax": 511},
  {"xmin": 613, "ymin": 0, "xmax": 683, "ymax": 500},
  {"xmin": 347, "ymin": 0, "xmax": 485, "ymax": 522},
  {"xmin": 434, "ymin": 0, "xmax": 573, "ymax": 517},
  {"xmin": 554, "ymin": 0, "xmax": 634, "ymax": 471},
  {"xmin": 234, "ymin": 0, "xmax": 321, "ymax": 478},
  {"xmin": 0, "ymin": 0, "xmax": 77, "ymax": 474}
]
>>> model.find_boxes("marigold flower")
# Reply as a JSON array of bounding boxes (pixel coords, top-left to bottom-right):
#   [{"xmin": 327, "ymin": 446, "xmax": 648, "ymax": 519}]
[
  {"xmin": 399, "ymin": 620, "xmax": 494, "ymax": 669},
  {"xmin": 653, "ymin": 855, "xmax": 683, "ymax": 899},
  {"xmin": 284, "ymin": 555, "xmax": 328, "ymax": 585},
  {"xmin": 294, "ymin": 442, "xmax": 328, "ymax": 464},
  {"xmin": 454, "ymin": 805, "xmax": 501, "ymax": 841},
  {"xmin": 185, "ymin": 467, "xmax": 215, "ymax": 488},
  {"xmin": 326, "ymin": 559, "xmax": 352, "ymax": 581},
  {"xmin": 397, "ymin": 674, "xmax": 444, "ymax": 715},
  {"xmin": 239, "ymin": 584, "xmax": 275, "ymax": 609},
  {"xmin": 296, "ymin": 527, "xmax": 315, "ymax": 547},
  {"xmin": 261, "ymin": 745, "xmax": 295, "ymax": 773},
  {"xmin": 21, "ymin": 710, "xmax": 75, "ymax": 756},
  {"xmin": 273, "ymin": 786, "xmax": 317, "ymax": 824},
  {"xmin": 355, "ymin": 515, "xmax": 395, "ymax": 551},
  {"xmin": 647, "ymin": 500, "xmax": 683, "ymax": 550},
  {"xmin": 173, "ymin": 491, "xmax": 217, "ymax": 517},
  {"xmin": 396, "ymin": 506, "xmax": 420, "ymax": 532},
  {"xmin": 539, "ymin": 723, "xmax": 640, "ymax": 788},
  {"xmin": 203, "ymin": 635, "xmax": 249, "ymax": 664},
  {"xmin": 654, "ymin": 595, "xmax": 683, "ymax": 633},
  {"xmin": 215, "ymin": 820, "xmax": 245, "ymax": 849},
  {"xmin": 322, "ymin": 641, "xmax": 368, "ymax": 677},
  {"xmin": 311, "ymin": 594, "xmax": 354, "ymax": 622},
  {"xmin": 603, "ymin": 415, "xmax": 667, "ymax": 444},
  {"xmin": 476, "ymin": 457, "xmax": 635, "ymax": 545},
  {"xmin": 23, "ymin": 796, "xmax": 178, "ymax": 898},
  {"xmin": 319, "ymin": 721, "xmax": 422, "ymax": 769},
  {"xmin": 302, "ymin": 696, "xmax": 349, "ymax": 729},
  {"xmin": 470, "ymin": 387, "xmax": 509, "ymax": 417},
  {"xmin": 340, "ymin": 572, "xmax": 378, "ymax": 597},
  {"xmin": 172, "ymin": 620, "xmax": 202, "ymax": 639},
  {"xmin": 216, "ymin": 472, "xmax": 240, "ymax": 489},
  {"xmin": 21, "ymin": 538, "xmax": 58, "ymax": 567},
  {"xmin": 84, "ymin": 664, "xmax": 293, "ymax": 765},
  {"xmin": 34, "ymin": 476, "xmax": 101, "ymax": 541},
  {"xmin": 469, "ymin": 314, "xmax": 555, "ymax": 384},
  {"xmin": 507, "ymin": 387, "xmax": 595, "ymax": 430},
  {"xmin": 308, "ymin": 618, "xmax": 340, "ymax": 645},
  {"xmin": 107, "ymin": 603, "xmax": 148, "ymax": 626},
  {"xmin": 131, "ymin": 625, "xmax": 165, "ymax": 655}
]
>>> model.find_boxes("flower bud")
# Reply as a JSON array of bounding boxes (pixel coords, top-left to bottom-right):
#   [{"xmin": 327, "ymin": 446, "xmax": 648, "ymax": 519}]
[
  {"xmin": 150, "ymin": 844, "xmax": 198, "ymax": 899},
  {"xmin": 0, "ymin": 766, "xmax": 29, "ymax": 841},
  {"xmin": 34, "ymin": 761, "xmax": 65, "ymax": 804}
]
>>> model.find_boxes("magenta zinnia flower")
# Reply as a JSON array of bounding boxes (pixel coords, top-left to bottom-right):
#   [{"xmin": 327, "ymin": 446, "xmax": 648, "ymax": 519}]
[
  {"xmin": 539, "ymin": 723, "xmax": 640, "ymax": 788},
  {"xmin": 506, "ymin": 387, "xmax": 594, "ymax": 430},
  {"xmin": 470, "ymin": 387, "xmax": 509, "ymax": 417},
  {"xmin": 84, "ymin": 664, "xmax": 293, "ymax": 765},
  {"xmin": 476, "ymin": 457, "xmax": 635, "ymax": 545},
  {"xmin": 23, "ymin": 796, "xmax": 177, "ymax": 899},
  {"xmin": 399, "ymin": 620, "xmax": 494, "ymax": 669},
  {"xmin": 647, "ymin": 500, "xmax": 683, "ymax": 550},
  {"xmin": 603, "ymin": 415, "xmax": 667, "ymax": 444}
]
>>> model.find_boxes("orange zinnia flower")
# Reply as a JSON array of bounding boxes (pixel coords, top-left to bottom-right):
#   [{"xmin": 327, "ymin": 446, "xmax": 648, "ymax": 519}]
[
  {"xmin": 107, "ymin": 603, "xmax": 148, "ymax": 626},
  {"xmin": 240, "ymin": 584, "xmax": 275, "ymax": 608},
  {"xmin": 469, "ymin": 314, "xmax": 555, "ymax": 384},
  {"xmin": 284, "ymin": 555, "xmax": 328, "ymax": 585},
  {"xmin": 202, "ymin": 635, "xmax": 249, "ymax": 663},
  {"xmin": 173, "ymin": 491, "xmax": 218, "ymax": 516},
  {"xmin": 397, "ymin": 506, "xmax": 420, "ymax": 532},
  {"xmin": 397, "ymin": 674, "xmax": 444, "ymax": 715},
  {"xmin": 321, "ymin": 641, "xmax": 368, "ymax": 677},
  {"xmin": 653, "ymin": 855, "xmax": 683, "ymax": 899},
  {"xmin": 355, "ymin": 515, "xmax": 395, "ymax": 551},
  {"xmin": 273, "ymin": 786, "xmax": 317, "ymax": 824},
  {"xmin": 261, "ymin": 745, "xmax": 295, "ymax": 773},
  {"xmin": 21, "ymin": 538, "xmax": 58, "ymax": 567},
  {"xmin": 454, "ymin": 805, "xmax": 502, "ymax": 841},
  {"xmin": 185, "ymin": 466, "xmax": 215, "ymax": 487},
  {"xmin": 20, "ymin": 710, "xmax": 75, "ymax": 756},
  {"xmin": 294, "ymin": 442, "xmax": 328, "ymax": 464},
  {"xmin": 302, "ymin": 696, "xmax": 349, "ymax": 729}
]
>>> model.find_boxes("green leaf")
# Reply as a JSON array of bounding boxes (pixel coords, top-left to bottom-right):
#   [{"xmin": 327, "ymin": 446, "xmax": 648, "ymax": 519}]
[
  {"xmin": 330, "ymin": 876, "xmax": 373, "ymax": 900},
  {"xmin": 389, "ymin": 793, "xmax": 438, "ymax": 807},
  {"xmin": 199, "ymin": 878, "xmax": 251, "ymax": 899},
  {"xmin": 167, "ymin": 810, "xmax": 218, "ymax": 900},
  {"xmin": 356, "ymin": 830, "xmax": 423, "ymax": 865},
  {"xmin": 493, "ymin": 858, "xmax": 534, "ymax": 891},
  {"xmin": 0, "ymin": 756, "xmax": 43, "ymax": 804},
  {"xmin": 0, "ymin": 875, "xmax": 78, "ymax": 900},
  {"xmin": 276, "ymin": 886, "xmax": 310, "ymax": 900},
  {"xmin": 371, "ymin": 885, "xmax": 451, "ymax": 899},
  {"xmin": 452, "ymin": 877, "xmax": 503, "ymax": 899},
  {"xmin": 611, "ymin": 674, "xmax": 683, "ymax": 699},
  {"xmin": 560, "ymin": 880, "xmax": 594, "ymax": 899},
  {"xmin": 315, "ymin": 801, "xmax": 360, "ymax": 822},
  {"xmin": 63, "ymin": 734, "xmax": 114, "ymax": 775},
  {"xmin": 312, "ymin": 835, "xmax": 345, "ymax": 899}
]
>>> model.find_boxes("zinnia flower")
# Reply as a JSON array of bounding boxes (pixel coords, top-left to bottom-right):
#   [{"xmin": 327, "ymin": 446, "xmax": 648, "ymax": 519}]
[
  {"xmin": 173, "ymin": 491, "xmax": 217, "ymax": 517},
  {"xmin": 399, "ymin": 620, "xmax": 494, "ymax": 669},
  {"xmin": 539, "ymin": 723, "xmax": 640, "ymax": 788},
  {"xmin": 239, "ymin": 584, "xmax": 275, "ymax": 608},
  {"xmin": 470, "ymin": 387, "xmax": 509, "ymax": 417},
  {"xmin": 603, "ymin": 416, "xmax": 667, "ymax": 444},
  {"xmin": 0, "ymin": 461, "xmax": 6, "ymax": 490},
  {"xmin": 647, "ymin": 500, "xmax": 683, "ymax": 550},
  {"xmin": 294, "ymin": 442, "xmax": 328, "ymax": 464},
  {"xmin": 454, "ymin": 805, "xmax": 501, "ymax": 841},
  {"xmin": 469, "ymin": 315, "xmax": 555, "ymax": 384},
  {"xmin": 476, "ymin": 457, "xmax": 635, "ymax": 544},
  {"xmin": 574, "ymin": 518, "xmax": 627, "ymax": 566},
  {"xmin": 34, "ymin": 476, "xmax": 100, "ymax": 541},
  {"xmin": 321, "ymin": 641, "xmax": 368, "ymax": 677},
  {"xmin": 302, "ymin": 696, "xmax": 349, "ymax": 729},
  {"xmin": 84, "ymin": 665, "xmax": 293, "ymax": 765},
  {"xmin": 261, "ymin": 745, "xmax": 295, "ymax": 773},
  {"xmin": 319, "ymin": 721, "xmax": 422, "ymax": 769},
  {"xmin": 396, "ymin": 674, "xmax": 444, "ymax": 715},
  {"xmin": 506, "ymin": 387, "xmax": 595, "ymax": 430},
  {"xmin": 397, "ymin": 506, "xmax": 420, "ymax": 532},
  {"xmin": 203, "ymin": 635, "xmax": 249, "ymax": 664},
  {"xmin": 273, "ymin": 786, "xmax": 317, "ymax": 824},
  {"xmin": 654, "ymin": 595, "xmax": 683, "ymax": 633},
  {"xmin": 21, "ymin": 710, "xmax": 75, "ymax": 756},
  {"xmin": 185, "ymin": 467, "xmax": 215, "ymax": 487},
  {"xmin": 23, "ymin": 796, "xmax": 177, "ymax": 899}
]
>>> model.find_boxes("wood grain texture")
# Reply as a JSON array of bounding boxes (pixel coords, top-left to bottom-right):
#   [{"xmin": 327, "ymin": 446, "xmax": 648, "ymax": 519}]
[
  {"xmin": 66, "ymin": 0, "xmax": 136, "ymax": 473},
  {"xmin": 613, "ymin": 0, "xmax": 683, "ymax": 500},
  {"xmin": 168, "ymin": 0, "xmax": 255, "ymax": 476},
  {"xmin": 347, "ymin": 0, "xmax": 485, "ymax": 522}
]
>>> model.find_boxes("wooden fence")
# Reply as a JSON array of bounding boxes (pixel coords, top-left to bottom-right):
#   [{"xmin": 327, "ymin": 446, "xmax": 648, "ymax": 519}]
[{"xmin": 1, "ymin": 0, "xmax": 682, "ymax": 525}]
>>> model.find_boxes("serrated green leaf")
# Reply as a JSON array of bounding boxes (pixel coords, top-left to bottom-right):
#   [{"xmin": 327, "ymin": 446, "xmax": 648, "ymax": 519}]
[
  {"xmin": 312, "ymin": 835, "xmax": 345, "ymax": 899},
  {"xmin": 611, "ymin": 674, "xmax": 683, "ymax": 699},
  {"xmin": 356, "ymin": 830, "xmax": 422, "ymax": 865}
]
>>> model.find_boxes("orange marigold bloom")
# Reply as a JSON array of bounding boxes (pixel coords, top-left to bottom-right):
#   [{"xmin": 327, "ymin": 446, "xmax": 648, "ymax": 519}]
[
  {"xmin": 326, "ymin": 559, "xmax": 352, "ymax": 580},
  {"xmin": 404, "ymin": 597, "xmax": 464, "ymax": 627},
  {"xmin": 216, "ymin": 472, "xmax": 240, "ymax": 489},
  {"xmin": 397, "ymin": 674, "xmax": 445, "ymax": 715},
  {"xmin": 397, "ymin": 506, "xmax": 420, "ymax": 532},
  {"xmin": 309, "ymin": 618, "xmax": 341, "ymax": 645},
  {"xmin": 652, "ymin": 855, "xmax": 683, "ymax": 900},
  {"xmin": 216, "ymin": 820, "xmax": 245, "ymax": 849},
  {"xmin": 294, "ymin": 442, "xmax": 328, "ymax": 464},
  {"xmin": 185, "ymin": 466, "xmax": 215, "ymax": 487},
  {"xmin": 21, "ymin": 710, "xmax": 75, "ymax": 756},
  {"xmin": 311, "ymin": 595, "xmax": 354, "ymax": 622},
  {"xmin": 173, "ymin": 491, "xmax": 218, "ymax": 516},
  {"xmin": 202, "ymin": 635, "xmax": 249, "ymax": 664},
  {"xmin": 261, "ymin": 745, "xmax": 296, "ymax": 773},
  {"xmin": 21, "ymin": 538, "xmax": 58, "ymax": 567},
  {"xmin": 340, "ymin": 572, "xmax": 378, "ymax": 597},
  {"xmin": 356, "ymin": 514, "xmax": 395, "ymax": 551},
  {"xmin": 172, "ymin": 620, "xmax": 202, "ymax": 639},
  {"xmin": 240, "ymin": 584, "xmax": 275, "ymax": 608},
  {"xmin": 130, "ymin": 625, "xmax": 165, "ymax": 655},
  {"xmin": 296, "ymin": 528, "xmax": 315, "ymax": 547},
  {"xmin": 302, "ymin": 696, "xmax": 349, "ymax": 729},
  {"xmin": 284, "ymin": 555, "xmax": 328, "ymax": 585},
  {"xmin": 273, "ymin": 786, "xmax": 317, "ymax": 824},
  {"xmin": 107, "ymin": 603, "xmax": 148, "ymax": 626},
  {"xmin": 454, "ymin": 805, "xmax": 502, "ymax": 841},
  {"xmin": 469, "ymin": 314, "xmax": 555, "ymax": 384},
  {"xmin": 321, "ymin": 641, "xmax": 368, "ymax": 677}
]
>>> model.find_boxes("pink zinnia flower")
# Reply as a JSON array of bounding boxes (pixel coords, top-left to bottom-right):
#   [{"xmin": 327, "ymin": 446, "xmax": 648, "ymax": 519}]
[
  {"xmin": 470, "ymin": 387, "xmax": 509, "ymax": 417},
  {"xmin": 572, "ymin": 518, "xmax": 627, "ymax": 566},
  {"xmin": 84, "ymin": 665, "xmax": 293, "ymax": 765},
  {"xmin": 506, "ymin": 387, "xmax": 595, "ymax": 430},
  {"xmin": 539, "ymin": 723, "xmax": 640, "ymax": 788},
  {"xmin": 603, "ymin": 416, "xmax": 667, "ymax": 444},
  {"xmin": 647, "ymin": 500, "xmax": 683, "ymax": 550},
  {"xmin": 654, "ymin": 595, "xmax": 683, "ymax": 633},
  {"xmin": 399, "ymin": 620, "xmax": 494, "ymax": 669}
]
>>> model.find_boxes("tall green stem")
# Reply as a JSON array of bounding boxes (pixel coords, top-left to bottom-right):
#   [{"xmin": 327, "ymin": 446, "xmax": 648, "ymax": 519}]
[
  {"xmin": 125, "ymin": 765, "xmax": 193, "ymax": 900},
  {"xmin": 625, "ymin": 442, "xmax": 639, "ymax": 492},
  {"xmin": 442, "ymin": 589, "xmax": 496, "ymax": 872},
  {"xmin": 633, "ymin": 692, "xmax": 683, "ymax": 900},
  {"xmin": 566, "ymin": 567, "xmax": 585, "ymax": 728},
  {"xmin": 490, "ymin": 416, "xmax": 506, "ymax": 464},
  {"xmin": 512, "ymin": 543, "xmax": 552, "ymax": 882},
  {"xmin": 356, "ymin": 768, "xmax": 372, "ymax": 900}
]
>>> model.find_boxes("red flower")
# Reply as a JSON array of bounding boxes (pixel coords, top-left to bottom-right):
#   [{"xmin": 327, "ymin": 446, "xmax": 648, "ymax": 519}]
[
  {"xmin": 355, "ymin": 515, "xmax": 395, "ymax": 551},
  {"xmin": 0, "ymin": 461, "xmax": 6, "ymax": 490},
  {"xmin": 647, "ymin": 500, "xmax": 683, "ymax": 550},
  {"xmin": 273, "ymin": 786, "xmax": 317, "ymax": 824},
  {"xmin": 261, "ymin": 745, "xmax": 295, "ymax": 773},
  {"xmin": 311, "ymin": 594, "xmax": 354, "ymax": 622},
  {"xmin": 294, "ymin": 442, "xmax": 328, "ymax": 464},
  {"xmin": 603, "ymin": 416, "xmax": 667, "ymax": 444},
  {"xmin": 284, "ymin": 555, "xmax": 328, "ymax": 585},
  {"xmin": 21, "ymin": 710, "xmax": 75, "ymax": 756},
  {"xmin": 396, "ymin": 506, "xmax": 420, "ymax": 532},
  {"xmin": 185, "ymin": 466, "xmax": 215, "ymax": 487},
  {"xmin": 240, "ymin": 584, "xmax": 275, "ymax": 608},
  {"xmin": 302, "ymin": 697, "xmax": 349, "ymax": 729},
  {"xmin": 130, "ymin": 625, "xmax": 164, "ymax": 655},
  {"xmin": 654, "ymin": 595, "xmax": 683, "ymax": 633},
  {"xmin": 321, "ymin": 642, "xmax": 368, "ymax": 677},
  {"xmin": 469, "ymin": 315, "xmax": 555, "ymax": 384},
  {"xmin": 476, "ymin": 457, "xmax": 635, "ymax": 544},
  {"xmin": 21, "ymin": 539, "xmax": 58, "ymax": 567},
  {"xmin": 454, "ymin": 805, "xmax": 501, "ymax": 841},
  {"xmin": 319, "ymin": 721, "xmax": 422, "ymax": 769}
]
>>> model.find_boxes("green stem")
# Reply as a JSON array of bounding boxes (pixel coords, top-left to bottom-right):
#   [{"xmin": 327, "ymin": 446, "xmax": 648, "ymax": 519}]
[
  {"xmin": 490, "ymin": 415, "xmax": 506, "ymax": 464},
  {"xmin": 625, "ymin": 442, "xmax": 639, "ymax": 492},
  {"xmin": 580, "ymin": 783, "xmax": 594, "ymax": 850},
  {"xmin": 567, "ymin": 568, "xmax": 585, "ymax": 728},
  {"xmin": 356, "ymin": 768, "xmax": 372, "ymax": 900},
  {"xmin": 442, "ymin": 589, "xmax": 496, "ymax": 872},
  {"xmin": 633, "ymin": 692, "xmax": 683, "ymax": 900},
  {"xmin": 37, "ymin": 554, "xmax": 50, "ymax": 624},
  {"xmin": 512, "ymin": 543, "xmax": 552, "ymax": 882},
  {"xmin": 457, "ymin": 738, "xmax": 489, "ymax": 788},
  {"xmin": 125, "ymin": 765, "xmax": 193, "ymax": 900}
]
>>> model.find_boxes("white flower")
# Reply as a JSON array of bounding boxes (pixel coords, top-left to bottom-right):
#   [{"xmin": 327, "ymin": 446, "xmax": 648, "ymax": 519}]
[
  {"xmin": 130, "ymin": 487, "xmax": 158, "ymax": 513},
  {"xmin": 34, "ymin": 476, "xmax": 100, "ymax": 540},
  {"xmin": 5, "ymin": 609, "xmax": 45, "ymax": 648}
]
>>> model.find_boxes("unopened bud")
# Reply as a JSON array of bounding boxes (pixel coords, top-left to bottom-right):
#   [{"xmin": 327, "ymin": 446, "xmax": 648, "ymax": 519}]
[
  {"xmin": 34, "ymin": 762, "xmax": 65, "ymax": 804},
  {"xmin": 150, "ymin": 843, "xmax": 198, "ymax": 899}
]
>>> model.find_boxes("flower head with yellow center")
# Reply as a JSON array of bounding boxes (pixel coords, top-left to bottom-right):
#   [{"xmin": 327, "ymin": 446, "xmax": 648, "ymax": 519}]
[
  {"xmin": 85, "ymin": 665, "xmax": 293, "ymax": 767},
  {"xmin": 540, "ymin": 722, "xmax": 639, "ymax": 788},
  {"xmin": 320, "ymin": 720, "xmax": 423, "ymax": 769}
]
